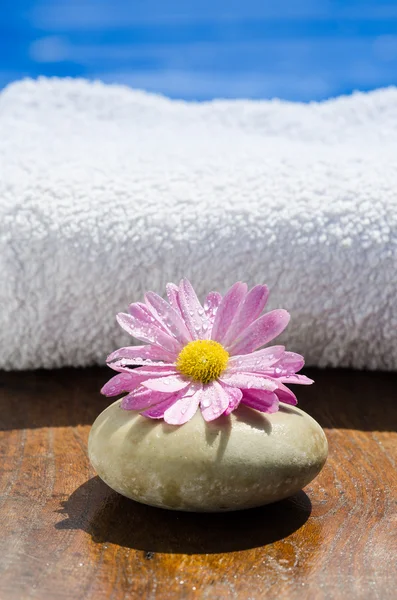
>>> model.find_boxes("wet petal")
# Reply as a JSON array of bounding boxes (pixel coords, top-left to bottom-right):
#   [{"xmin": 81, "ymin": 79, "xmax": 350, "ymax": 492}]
[
  {"xmin": 200, "ymin": 380, "xmax": 236, "ymax": 421},
  {"xmin": 178, "ymin": 278, "xmax": 206, "ymax": 340},
  {"xmin": 241, "ymin": 389, "xmax": 280, "ymax": 413},
  {"xmin": 166, "ymin": 283, "xmax": 183, "ymax": 317},
  {"xmin": 145, "ymin": 291, "xmax": 192, "ymax": 345},
  {"xmin": 263, "ymin": 353, "xmax": 306, "ymax": 378},
  {"xmin": 101, "ymin": 372, "xmax": 146, "ymax": 396},
  {"xmin": 227, "ymin": 345, "xmax": 285, "ymax": 373},
  {"xmin": 273, "ymin": 352, "xmax": 305, "ymax": 374},
  {"xmin": 106, "ymin": 345, "xmax": 174, "ymax": 369},
  {"xmin": 141, "ymin": 395, "xmax": 179, "ymax": 419},
  {"xmin": 219, "ymin": 372, "xmax": 277, "ymax": 392},
  {"xmin": 204, "ymin": 291, "xmax": 222, "ymax": 316},
  {"xmin": 227, "ymin": 309, "xmax": 290, "ymax": 355},
  {"xmin": 109, "ymin": 358, "xmax": 176, "ymax": 373},
  {"xmin": 129, "ymin": 303, "xmax": 183, "ymax": 351},
  {"xmin": 128, "ymin": 300, "xmax": 154, "ymax": 317},
  {"xmin": 202, "ymin": 291, "xmax": 222, "ymax": 338},
  {"xmin": 274, "ymin": 382, "xmax": 298, "ymax": 405},
  {"xmin": 121, "ymin": 387, "xmax": 173, "ymax": 410},
  {"xmin": 211, "ymin": 282, "xmax": 247, "ymax": 344},
  {"xmin": 142, "ymin": 374, "xmax": 190, "ymax": 393},
  {"xmin": 164, "ymin": 384, "xmax": 202, "ymax": 425},
  {"xmin": 117, "ymin": 308, "xmax": 181, "ymax": 356},
  {"xmin": 220, "ymin": 382, "xmax": 243, "ymax": 416},
  {"xmin": 278, "ymin": 374, "xmax": 314, "ymax": 385},
  {"xmin": 128, "ymin": 301, "xmax": 171, "ymax": 335},
  {"xmin": 222, "ymin": 284, "xmax": 269, "ymax": 347}
]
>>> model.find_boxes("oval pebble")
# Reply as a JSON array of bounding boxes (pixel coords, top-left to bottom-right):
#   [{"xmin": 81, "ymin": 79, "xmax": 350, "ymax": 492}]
[{"xmin": 88, "ymin": 400, "xmax": 328, "ymax": 512}]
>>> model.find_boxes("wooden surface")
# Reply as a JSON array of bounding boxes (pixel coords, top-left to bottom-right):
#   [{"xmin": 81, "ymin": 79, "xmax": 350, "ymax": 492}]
[{"xmin": 0, "ymin": 367, "xmax": 396, "ymax": 600}]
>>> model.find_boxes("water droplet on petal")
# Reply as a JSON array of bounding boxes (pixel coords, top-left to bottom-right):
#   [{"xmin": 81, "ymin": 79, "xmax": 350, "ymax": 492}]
[
  {"xmin": 202, "ymin": 398, "xmax": 211, "ymax": 408},
  {"xmin": 198, "ymin": 308, "xmax": 204, "ymax": 316}
]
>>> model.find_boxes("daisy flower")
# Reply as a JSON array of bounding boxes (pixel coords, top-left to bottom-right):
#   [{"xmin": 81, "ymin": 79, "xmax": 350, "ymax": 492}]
[{"xmin": 102, "ymin": 279, "xmax": 313, "ymax": 425}]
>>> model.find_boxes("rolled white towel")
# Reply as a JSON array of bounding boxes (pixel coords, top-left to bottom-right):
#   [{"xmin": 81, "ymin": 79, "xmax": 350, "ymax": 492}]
[{"xmin": 0, "ymin": 77, "xmax": 396, "ymax": 370}]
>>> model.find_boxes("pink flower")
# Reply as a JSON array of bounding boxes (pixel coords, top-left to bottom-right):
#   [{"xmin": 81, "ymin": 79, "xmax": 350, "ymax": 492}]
[{"xmin": 102, "ymin": 279, "xmax": 313, "ymax": 425}]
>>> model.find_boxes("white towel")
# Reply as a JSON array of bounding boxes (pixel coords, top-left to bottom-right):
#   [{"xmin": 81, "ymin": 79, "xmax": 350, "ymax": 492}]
[{"xmin": 1, "ymin": 77, "xmax": 396, "ymax": 371}]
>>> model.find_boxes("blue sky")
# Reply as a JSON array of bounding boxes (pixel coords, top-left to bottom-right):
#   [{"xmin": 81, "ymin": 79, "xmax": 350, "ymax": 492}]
[{"xmin": 2, "ymin": 0, "xmax": 397, "ymax": 101}]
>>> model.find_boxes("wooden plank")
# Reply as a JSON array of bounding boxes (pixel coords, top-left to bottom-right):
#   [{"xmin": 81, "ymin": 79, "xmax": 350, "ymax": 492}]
[{"xmin": 0, "ymin": 367, "xmax": 396, "ymax": 599}]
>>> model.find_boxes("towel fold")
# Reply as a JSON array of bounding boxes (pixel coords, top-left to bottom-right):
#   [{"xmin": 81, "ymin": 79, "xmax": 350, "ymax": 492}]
[{"xmin": 1, "ymin": 78, "xmax": 396, "ymax": 370}]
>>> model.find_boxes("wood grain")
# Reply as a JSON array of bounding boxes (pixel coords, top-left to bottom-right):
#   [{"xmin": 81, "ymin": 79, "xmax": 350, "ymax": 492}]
[{"xmin": 0, "ymin": 367, "xmax": 396, "ymax": 599}]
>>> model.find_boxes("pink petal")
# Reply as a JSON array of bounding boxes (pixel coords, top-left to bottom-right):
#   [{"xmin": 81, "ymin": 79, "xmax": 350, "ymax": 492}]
[
  {"xmin": 141, "ymin": 395, "xmax": 179, "ymax": 419},
  {"xmin": 178, "ymin": 278, "xmax": 207, "ymax": 340},
  {"xmin": 129, "ymin": 300, "xmax": 154, "ymax": 318},
  {"xmin": 263, "ymin": 353, "xmax": 306, "ymax": 378},
  {"xmin": 227, "ymin": 309, "xmax": 290, "ymax": 355},
  {"xmin": 121, "ymin": 387, "xmax": 173, "ymax": 410},
  {"xmin": 117, "ymin": 309, "xmax": 181, "ymax": 356},
  {"xmin": 129, "ymin": 303, "xmax": 183, "ymax": 350},
  {"xmin": 109, "ymin": 358, "xmax": 176, "ymax": 373},
  {"xmin": 107, "ymin": 356, "xmax": 177, "ymax": 376},
  {"xmin": 106, "ymin": 345, "xmax": 174, "ymax": 369},
  {"xmin": 219, "ymin": 372, "xmax": 277, "ymax": 392},
  {"xmin": 227, "ymin": 345, "xmax": 285, "ymax": 373},
  {"xmin": 274, "ymin": 382, "xmax": 298, "ymax": 405},
  {"xmin": 142, "ymin": 374, "xmax": 190, "ymax": 393},
  {"xmin": 241, "ymin": 389, "xmax": 280, "ymax": 413},
  {"xmin": 211, "ymin": 282, "xmax": 248, "ymax": 344},
  {"xmin": 204, "ymin": 291, "xmax": 222, "ymax": 316},
  {"xmin": 222, "ymin": 284, "xmax": 269, "ymax": 347},
  {"xmin": 279, "ymin": 374, "xmax": 314, "ymax": 385},
  {"xmin": 128, "ymin": 301, "xmax": 172, "ymax": 336},
  {"xmin": 203, "ymin": 291, "xmax": 222, "ymax": 338},
  {"xmin": 140, "ymin": 383, "xmax": 200, "ymax": 420},
  {"xmin": 220, "ymin": 383, "xmax": 243, "ymax": 416},
  {"xmin": 163, "ymin": 384, "xmax": 202, "ymax": 425},
  {"xmin": 166, "ymin": 283, "xmax": 183, "ymax": 317},
  {"xmin": 145, "ymin": 291, "xmax": 192, "ymax": 345},
  {"xmin": 273, "ymin": 351, "xmax": 305, "ymax": 374},
  {"xmin": 199, "ymin": 380, "xmax": 234, "ymax": 422},
  {"xmin": 101, "ymin": 372, "xmax": 144, "ymax": 396}
]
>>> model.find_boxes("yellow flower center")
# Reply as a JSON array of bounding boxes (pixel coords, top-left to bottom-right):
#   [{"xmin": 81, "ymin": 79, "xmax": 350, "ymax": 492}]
[{"xmin": 176, "ymin": 340, "xmax": 229, "ymax": 384}]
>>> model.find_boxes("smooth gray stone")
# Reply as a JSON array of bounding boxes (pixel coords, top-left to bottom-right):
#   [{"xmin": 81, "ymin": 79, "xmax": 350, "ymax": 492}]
[{"xmin": 88, "ymin": 400, "xmax": 328, "ymax": 512}]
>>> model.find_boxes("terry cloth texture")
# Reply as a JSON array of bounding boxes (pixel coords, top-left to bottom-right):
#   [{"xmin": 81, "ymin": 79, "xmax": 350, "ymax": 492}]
[{"xmin": 1, "ymin": 78, "xmax": 396, "ymax": 370}]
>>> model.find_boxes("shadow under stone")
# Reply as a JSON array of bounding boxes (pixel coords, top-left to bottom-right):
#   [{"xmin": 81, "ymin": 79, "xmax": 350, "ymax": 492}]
[{"xmin": 56, "ymin": 476, "xmax": 312, "ymax": 555}]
